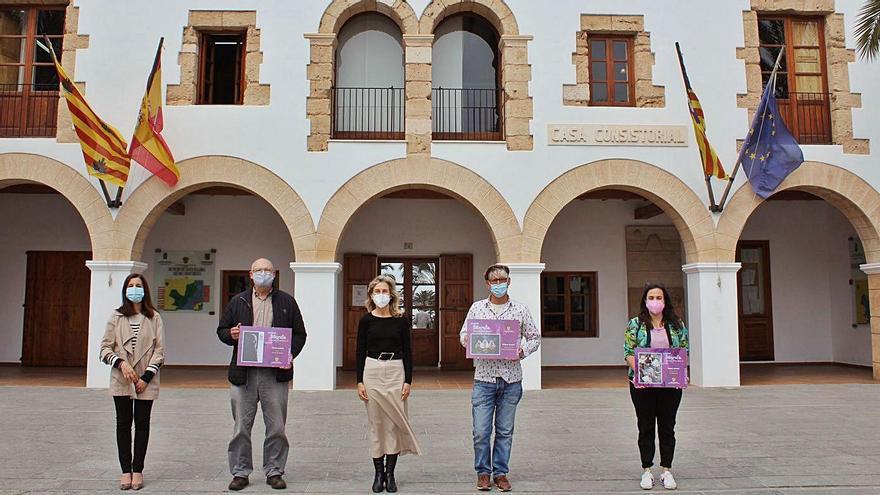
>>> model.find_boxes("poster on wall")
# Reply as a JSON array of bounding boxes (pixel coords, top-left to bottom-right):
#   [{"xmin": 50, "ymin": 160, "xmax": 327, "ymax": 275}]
[
  {"xmin": 155, "ymin": 250, "xmax": 215, "ymax": 313},
  {"xmin": 850, "ymin": 238, "xmax": 869, "ymax": 326}
]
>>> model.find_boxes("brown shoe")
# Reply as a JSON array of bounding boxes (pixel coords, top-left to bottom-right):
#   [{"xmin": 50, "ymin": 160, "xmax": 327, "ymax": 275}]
[
  {"xmin": 476, "ymin": 474, "xmax": 491, "ymax": 491},
  {"xmin": 494, "ymin": 475, "xmax": 512, "ymax": 492},
  {"xmin": 266, "ymin": 475, "xmax": 287, "ymax": 490},
  {"xmin": 228, "ymin": 476, "xmax": 249, "ymax": 491}
]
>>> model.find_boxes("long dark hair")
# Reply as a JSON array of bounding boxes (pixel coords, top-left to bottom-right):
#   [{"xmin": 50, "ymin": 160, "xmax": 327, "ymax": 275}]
[
  {"xmin": 637, "ymin": 283, "xmax": 682, "ymax": 331},
  {"xmin": 117, "ymin": 273, "xmax": 157, "ymax": 319}
]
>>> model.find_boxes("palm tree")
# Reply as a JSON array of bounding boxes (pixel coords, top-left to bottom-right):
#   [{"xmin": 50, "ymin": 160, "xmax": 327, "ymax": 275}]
[{"xmin": 856, "ymin": 0, "xmax": 880, "ymax": 60}]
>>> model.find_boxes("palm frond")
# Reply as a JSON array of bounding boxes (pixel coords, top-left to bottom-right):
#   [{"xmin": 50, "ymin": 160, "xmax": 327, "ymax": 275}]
[{"xmin": 855, "ymin": 0, "xmax": 880, "ymax": 61}]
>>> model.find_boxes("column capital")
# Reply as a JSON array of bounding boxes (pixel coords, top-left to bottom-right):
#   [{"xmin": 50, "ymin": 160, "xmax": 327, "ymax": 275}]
[
  {"xmin": 85, "ymin": 261, "xmax": 148, "ymax": 273},
  {"xmin": 500, "ymin": 34, "xmax": 533, "ymax": 46},
  {"xmin": 682, "ymin": 262, "xmax": 741, "ymax": 275},
  {"xmin": 860, "ymin": 263, "xmax": 880, "ymax": 275},
  {"xmin": 303, "ymin": 33, "xmax": 336, "ymax": 43},
  {"xmin": 402, "ymin": 34, "xmax": 434, "ymax": 46},
  {"xmin": 503, "ymin": 262, "xmax": 545, "ymax": 275},
  {"xmin": 290, "ymin": 262, "xmax": 342, "ymax": 274}
]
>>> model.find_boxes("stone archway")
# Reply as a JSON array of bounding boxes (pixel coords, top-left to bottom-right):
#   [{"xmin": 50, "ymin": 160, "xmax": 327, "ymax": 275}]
[
  {"xmin": 315, "ymin": 157, "xmax": 521, "ymax": 262},
  {"xmin": 521, "ymin": 159, "xmax": 714, "ymax": 264},
  {"xmin": 717, "ymin": 161, "xmax": 880, "ymax": 380},
  {"xmin": 116, "ymin": 155, "xmax": 316, "ymax": 262},
  {"xmin": 0, "ymin": 153, "xmax": 115, "ymax": 258},
  {"xmin": 419, "ymin": 0, "xmax": 518, "ymax": 36},
  {"xmin": 319, "ymin": 0, "xmax": 419, "ymax": 35}
]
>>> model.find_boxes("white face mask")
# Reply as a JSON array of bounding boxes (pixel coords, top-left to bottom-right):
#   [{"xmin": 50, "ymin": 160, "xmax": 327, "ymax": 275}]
[{"xmin": 371, "ymin": 293, "xmax": 391, "ymax": 309}]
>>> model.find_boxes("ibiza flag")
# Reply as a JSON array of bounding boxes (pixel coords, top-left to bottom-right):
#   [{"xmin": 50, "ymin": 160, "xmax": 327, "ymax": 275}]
[
  {"xmin": 675, "ymin": 43, "xmax": 727, "ymax": 180},
  {"xmin": 130, "ymin": 38, "xmax": 179, "ymax": 186},
  {"xmin": 736, "ymin": 70, "xmax": 804, "ymax": 199},
  {"xmin": 49, "ymin": 46, "xmax": 130, "ymax": 187}
]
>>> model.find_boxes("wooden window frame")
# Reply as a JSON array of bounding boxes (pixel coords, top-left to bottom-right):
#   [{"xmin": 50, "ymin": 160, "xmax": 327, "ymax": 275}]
[
  {"xmin": 0, "ymin": 5, "xmax": 65, "ymax": 88},
  {"xmin": 540, "ymin": 271, "xmax": 599, "ymax": 338},
  {"xmin": 220, "ymin": 269, "xmax": 279, "ymax": 315},
  {"xmin": 587, "ymin": 34, "xmax": 634, "ymax": 107},
  {"xmin": 378, "ymin": 257, "xmax": 440, "ymax": 327},
  {"xmin": 757, "ymin": 15, "xmax": 828, "ymax": 96},
  {"xmin": 197, "ymin": 31, "xmax": 246, "ymax": 105}
]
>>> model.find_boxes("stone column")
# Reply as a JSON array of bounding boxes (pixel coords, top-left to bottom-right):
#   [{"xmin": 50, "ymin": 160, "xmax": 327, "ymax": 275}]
[
  {"xmin": 85, "ymin": 261, "xmax": 148, "ymax": 388},
  {"xmin": 859, "ymin": 263, "xmax": 880, "ymax": 381},
  {"xmin": 499, "ymin": 35, "xmax": 533, "ymax": 151},
  {"xmin": 682, "ymin": 262, "xmax": 742, "ymax": 387},
  {"xmin": 403, "ymin": 34, "xmax": 434, "ymax": 159},
  {"xmin": 290, "ymin": 262, "xmax": 342, "ymax": 390},
  {"xmin": 505, "ymin": 263, "xmax": 545, "ymax": 390},
  {"xmin": 304, "ymin": 33, "xmax": 336, "ymax": 152}
]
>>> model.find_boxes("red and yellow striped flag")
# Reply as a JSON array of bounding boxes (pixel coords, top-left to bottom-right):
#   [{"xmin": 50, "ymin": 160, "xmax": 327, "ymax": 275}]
[
  {"xmin": 130, "ymin": 38, "xmax": 178, "ymax": 187},
  {"xmin": 675, "ymin": 44, "xmax": 728, "ymax": 180},
  {"xmin": 51, "ymin": 53, "xmax": 130, "ymax": 187}
]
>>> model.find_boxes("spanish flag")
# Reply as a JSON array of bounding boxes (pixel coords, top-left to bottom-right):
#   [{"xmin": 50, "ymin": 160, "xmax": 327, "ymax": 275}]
[
  {"xmin": 130, "ymin": 38, "xmax": 178, "ymax": 186},
  {"xmin": 50, "ymin": 48, "xmax": 130, "ymax": 187},
  {"xmin": 675, "ymin": 43, "xmax": 728, "ymax": 180}
]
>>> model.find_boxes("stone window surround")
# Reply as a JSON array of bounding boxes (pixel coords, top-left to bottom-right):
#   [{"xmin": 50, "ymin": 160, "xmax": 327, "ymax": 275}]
[
  {"xmin": 166, "ymin": 10, "xmax": 270, "ymax": 107},
  {"xmin": 305, "ymin": 0, "xmax": 533, "ymax": 154},
  {"xmin": 41, "ymin": 2, "xmax": 89, "ymax": 144},
  {"xmin": 563, "ymin": 14, "xmax": 665, "ymax": 108},
  {"xmin": 736, "ymin": 0, "xmax": 868, "ymax": 154}
]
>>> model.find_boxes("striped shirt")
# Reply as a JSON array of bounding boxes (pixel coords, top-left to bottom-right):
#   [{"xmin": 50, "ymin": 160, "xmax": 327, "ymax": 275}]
[{"xmin": 102, "ymin": 314, "xmax": 159, "ymax": 378}]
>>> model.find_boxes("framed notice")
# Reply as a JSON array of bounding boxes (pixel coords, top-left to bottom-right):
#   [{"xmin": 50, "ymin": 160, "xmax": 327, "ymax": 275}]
[
  {"xmin": 351, "ymin": 284, "xmax": 368, "ymax": 307},
  {"xmin": 237, "ymin": 326, "xmax": 292, "ymax": 368},
  {"xmin": 466, "ymin": 319, "xmax": 521, "ymax": 360},
  {"xmin": 634, "ymin": 347, "xmax": 688, "ymax": 388}
]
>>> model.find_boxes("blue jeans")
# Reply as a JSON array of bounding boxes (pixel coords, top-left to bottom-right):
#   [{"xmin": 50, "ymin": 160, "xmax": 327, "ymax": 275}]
[{"xmin": 471, "ymin": 378, "xmax": 523, "ymax": 476}]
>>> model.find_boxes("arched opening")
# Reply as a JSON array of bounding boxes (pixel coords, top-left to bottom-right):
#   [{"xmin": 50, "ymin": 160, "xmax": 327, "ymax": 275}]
[
  {"xmin": 333, "ymin": 12, "xmax": 405, "ymax": 140},
  {"xmin": 432, "ymin": 13, "xmax": 502, "ymax": 141},
  {"xmin": 133, "ymin": 185, "xmax": 297, "ymax": 387},
  {"xmin": 335, "ymin": 187, "xmax": 498, "ymax": 388},
  {"xmin": 0, "ymin": 182, "xmax": 92, "ymax": 385},
  {"xmin": 734, "ymin": 192, "xmax": 875, "ymax": 384},
  {"xmin": 537, "ymin": 189, "xmax": 688, "ymax": 388}
]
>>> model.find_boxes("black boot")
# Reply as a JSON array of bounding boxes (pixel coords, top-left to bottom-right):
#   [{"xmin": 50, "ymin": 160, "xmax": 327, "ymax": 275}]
[
  {"xmin": 372, "ymin": 457, "xmax": 385, "ymax": 493},
  {"xmin": 385, "ymin": 453, "xmax": 398, "ymax": 493}
]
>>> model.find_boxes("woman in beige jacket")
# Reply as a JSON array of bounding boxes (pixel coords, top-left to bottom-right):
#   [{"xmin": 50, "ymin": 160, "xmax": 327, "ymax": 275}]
[{"xmin": 99, "ymin": 273, "xmax": 165, "ymax": 491}]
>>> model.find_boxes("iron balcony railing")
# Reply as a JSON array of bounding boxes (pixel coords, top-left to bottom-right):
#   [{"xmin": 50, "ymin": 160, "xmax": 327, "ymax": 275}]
[
  {"xmin": 332, "ymin": 86, "xmax": 404, "ymax": 140},
  {"xmin": 432, "ymin": 87, "xmax": 503, "ymax": 141},
  {"xmin": 776, "ymin": 91, "xmax": 832, "ymax": 145},
  {"xmin": 0, "ymin": 83, "xmax": 59, "ymax": 138}
]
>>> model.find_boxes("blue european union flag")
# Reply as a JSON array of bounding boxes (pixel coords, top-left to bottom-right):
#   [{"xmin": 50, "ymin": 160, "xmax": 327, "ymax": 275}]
[{"xmin": 737, "ymin": 75, "xmax": 804, "ymax": 199}]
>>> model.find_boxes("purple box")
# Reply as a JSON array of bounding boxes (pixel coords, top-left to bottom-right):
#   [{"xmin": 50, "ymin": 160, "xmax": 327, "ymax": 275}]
[
  {"xmin": 466, "ymin": 319, "xmax": 521, "ymax": 360},
  {"xmin": 237, "ymin": 326, "xmax": 292, "ymax": 368},
  {"xmin": 634, "ymin": 347, "xmax": 688, "ymax": 388}
]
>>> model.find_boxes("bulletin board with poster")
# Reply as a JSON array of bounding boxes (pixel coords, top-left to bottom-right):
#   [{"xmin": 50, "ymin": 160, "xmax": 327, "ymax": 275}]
[
  {"xmin": 154, "ymin": 250, "xmax": 215, "ymax": 313},
  {"xmin": 850, "ymin": 237, "xmax": 870, "ymax": 326}
]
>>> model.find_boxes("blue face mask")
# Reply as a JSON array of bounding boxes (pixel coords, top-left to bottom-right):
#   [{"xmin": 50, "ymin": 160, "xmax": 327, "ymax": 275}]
[
  {"xmin": 126, "ymin": 286, "xmax": 145, "ymax": 303},
  {"xmin": 253, "ymin": 271, "xmax": 275, "ymax": 288},
  {"xmin": 490, "ymin": 283, "xmax": 509, "ymax": 298}
]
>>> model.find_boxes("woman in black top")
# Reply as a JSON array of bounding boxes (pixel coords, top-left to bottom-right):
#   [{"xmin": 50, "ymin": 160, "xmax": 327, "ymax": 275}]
[{"xmin": 357, "ymin": 275, "xmax": 422, "ymax": 493}]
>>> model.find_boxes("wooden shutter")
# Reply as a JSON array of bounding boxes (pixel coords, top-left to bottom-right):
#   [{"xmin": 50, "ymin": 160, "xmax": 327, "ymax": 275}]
[
  {"xmin": 342, "ymin": 253, "xmax": 378, "ymax": 370},
  {"xmin": 439, "ymin": 254, "xmax": 472, "ymax": 369}
]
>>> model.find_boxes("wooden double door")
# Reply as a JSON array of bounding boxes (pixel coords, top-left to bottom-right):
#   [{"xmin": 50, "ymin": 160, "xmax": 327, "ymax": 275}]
[
  {"xmin": 21, "ymin": 251, "xmax": 91, "ymax": 366},
  {"xmin": 343, "ymin": 253, "xmax": 472, "ymax": 370}
]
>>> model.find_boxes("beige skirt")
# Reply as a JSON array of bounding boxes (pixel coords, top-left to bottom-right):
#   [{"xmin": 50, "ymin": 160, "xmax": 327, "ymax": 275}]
[{"xmin": 363, "ymin": 357, "xmax": 422, "ymax": 458}]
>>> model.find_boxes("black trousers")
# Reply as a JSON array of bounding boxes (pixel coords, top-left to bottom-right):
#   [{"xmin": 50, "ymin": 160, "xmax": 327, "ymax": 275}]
[
  {"xmin": 113, "ymin": 396, "xmax": 154, "ymax": 473},
  {"xmin": 629, "ymin": 383, "xmax": 682, "ymax": 469}
]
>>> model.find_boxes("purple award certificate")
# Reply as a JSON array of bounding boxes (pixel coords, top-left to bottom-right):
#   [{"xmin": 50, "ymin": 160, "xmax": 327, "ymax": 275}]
[
  {"xmin": 237, "ymin": 326, "xmax": 292, "ymax": 368},
  {"xmin": 466, "ymin": 319, "xmax": 521, "ymax": 360},
  {"xmin": 634, "ymin": 347, "xmax": 688, "ymax": 388}
]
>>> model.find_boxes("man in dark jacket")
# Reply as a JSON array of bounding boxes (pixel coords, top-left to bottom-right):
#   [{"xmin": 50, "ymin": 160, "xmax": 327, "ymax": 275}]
[{"xmin": 217, "ymin": 258, "xmax": 307, "ymax": 491}]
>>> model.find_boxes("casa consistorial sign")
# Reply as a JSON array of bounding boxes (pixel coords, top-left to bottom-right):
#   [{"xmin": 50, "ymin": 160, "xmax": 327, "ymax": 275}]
[{"xmin": 548, "ymin": 124, "xmax": 688, "ymax": 146}]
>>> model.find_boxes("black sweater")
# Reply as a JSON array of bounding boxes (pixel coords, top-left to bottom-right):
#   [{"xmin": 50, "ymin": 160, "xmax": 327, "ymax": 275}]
[
  {"xmin": 356, "ymin": 313, "xmax": 413, "ymax": 384},
  {"xmin": 217, "ymin": 289, "xmax": 307, "ymax": 385}
]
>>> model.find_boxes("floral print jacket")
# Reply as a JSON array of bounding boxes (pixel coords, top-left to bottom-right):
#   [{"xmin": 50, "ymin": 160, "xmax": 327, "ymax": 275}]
[{"xmin": 624, "ymin": 317, "xmax": 689, "ymax": 379}]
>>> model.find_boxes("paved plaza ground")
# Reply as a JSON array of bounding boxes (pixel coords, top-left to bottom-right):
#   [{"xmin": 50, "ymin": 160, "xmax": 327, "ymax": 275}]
[{"xmin": 1, "ymin": 384, "xmax": 879, "ymax": 494}]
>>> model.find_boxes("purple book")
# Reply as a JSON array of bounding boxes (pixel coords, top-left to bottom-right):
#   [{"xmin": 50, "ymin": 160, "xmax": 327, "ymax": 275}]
[
  {"xmin": 634, "ymin": 347, "xmax": 688, "ymax": 388},
  {"xmin": 466, "ymin": 319, "xmax": 521, "ymax": 360},
  {"xmin": 237, "ymin": 326, "xmax": 292, "ymax": 368}
]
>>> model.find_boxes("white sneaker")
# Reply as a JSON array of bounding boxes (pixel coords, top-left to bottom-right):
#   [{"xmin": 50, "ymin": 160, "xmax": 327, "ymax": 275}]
[
  {"xmin": 640, "ymin": 470, "xmax": 654, "ymax": 490},
  {"xmin": 660, "ymin": 470, "xmax": 677, "ymax": 490}
]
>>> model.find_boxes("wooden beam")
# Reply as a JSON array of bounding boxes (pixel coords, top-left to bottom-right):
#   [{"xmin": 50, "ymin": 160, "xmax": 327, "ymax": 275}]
[
  {"xmin": 634, "ymin": 203, "xmax": 663, "ymax": 220},
  {"xmin": 166, "ymin": 201, "xmax": 186, "ymax": 216}
]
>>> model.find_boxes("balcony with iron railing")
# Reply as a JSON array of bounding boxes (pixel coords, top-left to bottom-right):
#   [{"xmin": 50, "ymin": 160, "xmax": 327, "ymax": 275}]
[
  {"xmin": 331, "ymin": 87, "xmax": 405, "ymax": 140},
  {"xmin": 0, "ymin": 83, "xmax": 59, "ymax": 138},
  {"xmin": 776, "ymin": 91, "xmax": 832, "ymax": 145},
  {"xmin": 432, "ymin": 87, "xmax": 502, "ymax": 141}
]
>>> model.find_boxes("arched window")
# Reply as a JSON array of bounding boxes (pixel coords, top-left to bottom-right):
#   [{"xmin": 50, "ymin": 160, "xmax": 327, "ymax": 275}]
[
  {"xmin": 432, "ymin": 13, "xmax": 501, "ymax": 140},
  {"xmin": 333, "ymin": 13, "xmax": 404, "ymax": 139}
]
